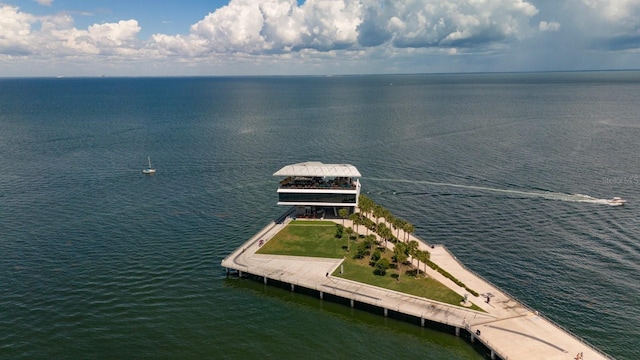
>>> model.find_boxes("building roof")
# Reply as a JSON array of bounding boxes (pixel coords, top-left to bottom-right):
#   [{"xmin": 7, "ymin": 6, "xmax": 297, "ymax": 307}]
[{"xmin": 273, "ymin": 161, "xmax": 361, "ymax": 178}]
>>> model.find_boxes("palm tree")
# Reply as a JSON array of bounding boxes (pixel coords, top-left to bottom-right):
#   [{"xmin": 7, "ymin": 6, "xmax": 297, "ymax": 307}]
[
  {"xmin": 388, "ymin": 214, "xmax": 397, "ymax": 238},
  {"xmin": 345, "ymin": 226, "xmax": 354, "ymax": 253},
  {"xmin": 364, "ymin": 234, "xmax": 376, "ymax": 250},
  {"xmin": 349, "ymin": 213, "xmax": 361, "ymax": 236},
  {"xmin": 373, "ymin": 205, "xmax": 385, "ymax": 227},
  {"xmin": 338, "ymin": 208, "xmax": 349, "ymax": 226},
  {"xmin": 358, "ymin": 195, "xmax": 374, "ymax": 233},
  {"xmin": 394, "ymin": 241, "xmax": 408, "ymax": 281},
  {"xmin": 378, "ymin": 223, "xmax": 393, "ymax": 248},
  {"xmin": 338, "ymin": 208, "xmax": 349, "ymax": 251},
  {"xmin": 385, "ymin": 212, "xmax": 395, "ymax": 229},
  {"xmin": 382, "ymin": 208, "xmax": 393, "ymax": 228},
  {"xmin": 413, "ymin": 249, "xmax": 423, "ymax": 275},
  {"xmin": 358, "ymin": 194, "xmax": 373, "ymax": 219},
  {"xmin": 407, "ymin": 240, "xmax": 419, "ymax": 263},
  {"xmin": 417, "ymin": 249, "xmax": 430, "ymax": 275},
  {"xmin": 393, "ymin": 217, "xmax": 406, "ymax": 242},
  {"xmin": 403, "ymin": 222, "xmax": 415, "ymax": 243}
]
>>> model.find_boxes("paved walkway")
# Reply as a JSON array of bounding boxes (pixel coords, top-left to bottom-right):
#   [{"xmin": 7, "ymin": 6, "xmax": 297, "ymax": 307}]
[{"xmin": 221, "ymin": 216, "xmax": 610, "ymax": 360}]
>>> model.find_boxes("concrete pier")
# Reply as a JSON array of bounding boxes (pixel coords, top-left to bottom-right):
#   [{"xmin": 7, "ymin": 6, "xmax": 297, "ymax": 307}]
[{"xmin": 221, "ymin": 216, "xmax": 611, "ymax": 360}]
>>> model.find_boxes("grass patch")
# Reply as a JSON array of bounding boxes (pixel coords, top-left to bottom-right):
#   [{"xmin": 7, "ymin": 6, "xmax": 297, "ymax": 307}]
[
  {"xmin": 257, "ymin": 222, "xmax": 483, "ymax": 310},
  {"xmin": 335, "ymin": 254, "xmax": 483, "ymax": 311},
  {"xmin": 256, "ymin": 220, "xmax": 349, "ymax": 258}
]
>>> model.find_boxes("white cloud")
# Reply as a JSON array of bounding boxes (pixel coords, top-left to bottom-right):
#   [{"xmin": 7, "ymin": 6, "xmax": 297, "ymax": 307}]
[
  {"xmin": 87, "ymin": 20, "xmax": 140, "ymax": 47},
  {"xmin": 0, "ymin": 5, "xmax": 37, "ymax": 55},
  {"xmin": 190, "ymin": 0, "xmax": 268, "ymax": 53},
  {"xmin": 373, "ymin": 0, "xmax": 538, "ymax": 48},
  {"xmin": 570, "ymin": 0, "xmax": 640, "ymax": 30},
  {"xmin": 579, "ymin": 0, "xmax": 640, "ymax": 23},
  {"xmin": 539, "ymin": 21, "xmax": 560, "ymax": 32},
  {"xmin": 569, "ymin": 0, "xmax": 640, "ymax": 51},
  {"xmin": 2, "ymin": 0, "xmax": 640, "ymax": 76},
  {"xmin": 36, "ymin": 0, "xmax": 54, "ymax": 6},
  {"xmin": 150, "ymin": 33, "xmax": 208, "ymax": 57},
  {"xmin": 0, "ymin": 0, "xmax": 546, "ymax": 59},
  {"xmin": 0, "ymin": 5, "xmax": 141, "ymax": 57},
  {"xmin": 183, "ymin": 0, "xmax": 362, "ymax": 54},
  {"xmin": 298, "ymin": 0, "xmax": 361, "ymax": 50},
  {"xmin": 152, "ymin": 0, "xmax": 541, "ymax": 57},
  {"xmin": 56, "ymin": 20, "xmax": 141, "ymax": 55}
]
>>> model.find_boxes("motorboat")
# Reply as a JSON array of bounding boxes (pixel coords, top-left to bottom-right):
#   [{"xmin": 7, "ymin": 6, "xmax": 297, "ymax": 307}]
[{"xmin": 607, "ymin": 197, "xmax": 626, "ymax": 206}]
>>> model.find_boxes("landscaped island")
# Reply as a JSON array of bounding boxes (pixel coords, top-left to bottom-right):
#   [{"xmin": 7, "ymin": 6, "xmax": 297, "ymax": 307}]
[
  {"xmin": 221, "ymin": 163, "xmax": 611, "ymax": 360},
  {"xmin": 256, "ymin": 195, "xmax": 482, "ymax": 311}
]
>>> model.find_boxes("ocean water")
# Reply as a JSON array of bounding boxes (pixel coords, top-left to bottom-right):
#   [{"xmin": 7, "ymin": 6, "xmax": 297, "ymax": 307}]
[{"xmin": 1, "ymin": 72, "xmax": 639, "ymax": 359}]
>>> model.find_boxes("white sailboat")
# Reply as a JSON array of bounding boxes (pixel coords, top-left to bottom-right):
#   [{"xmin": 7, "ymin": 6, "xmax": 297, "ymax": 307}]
[{"xmin": 142, "ymin": 156, "xmax": 156, "ymax": 174}]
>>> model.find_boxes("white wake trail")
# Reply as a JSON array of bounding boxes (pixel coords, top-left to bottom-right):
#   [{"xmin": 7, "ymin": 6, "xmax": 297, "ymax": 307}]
[{"xmin": 364, "ymin": 177, "xmax": 613, "ymax": 204}]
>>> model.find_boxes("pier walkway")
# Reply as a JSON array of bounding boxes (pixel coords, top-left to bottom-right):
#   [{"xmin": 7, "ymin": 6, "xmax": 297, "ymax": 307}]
[{"xmin": 221, "ymin": 216, "xmax": 610, "ymax": 360}]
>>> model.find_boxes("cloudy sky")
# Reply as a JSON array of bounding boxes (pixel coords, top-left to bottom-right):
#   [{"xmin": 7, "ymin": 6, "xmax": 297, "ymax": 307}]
[{"xmin": 1, "ymin": 0, "xmax": 639, "ymax": 77}]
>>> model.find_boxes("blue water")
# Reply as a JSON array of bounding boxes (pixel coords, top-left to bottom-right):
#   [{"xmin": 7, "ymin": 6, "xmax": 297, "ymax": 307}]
[{"xmin": 1, "ymin": 73, "xmax": 639, "ymax": 359}]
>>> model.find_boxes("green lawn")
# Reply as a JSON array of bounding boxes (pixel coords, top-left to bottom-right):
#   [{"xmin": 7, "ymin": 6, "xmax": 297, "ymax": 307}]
[
  {"xmin": 336, "ymin": 255, "xmax": 484, "ymax": 311},
  {"xmin": 256, "ymin": 220, "xmax": 348, "ymax": 258},
  {"xmin": 257, "ymin": 220, "xmax": 482, "ymax": 310}
]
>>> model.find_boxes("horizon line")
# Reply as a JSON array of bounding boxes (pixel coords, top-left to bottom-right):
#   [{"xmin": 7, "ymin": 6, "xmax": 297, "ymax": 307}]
[{"xmin": 2, "ymin": 68, "xmax": 640, "ymax": 80}]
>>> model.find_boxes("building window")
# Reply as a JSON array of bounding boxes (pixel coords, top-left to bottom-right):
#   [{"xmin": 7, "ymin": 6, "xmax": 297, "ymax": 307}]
[{"xmin": 278, "ymin": 193, "xmax": 357, "ymax": 204}]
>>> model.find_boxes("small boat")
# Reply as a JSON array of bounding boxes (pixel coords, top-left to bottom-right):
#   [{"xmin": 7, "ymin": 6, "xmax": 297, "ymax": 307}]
[
  {"xmin": 607, "ymin": 197, "xmax": 626, "ymax": 206},
  {"xmin": 142, "ymin": 156, "xmax": 156, "ymax": 174}
]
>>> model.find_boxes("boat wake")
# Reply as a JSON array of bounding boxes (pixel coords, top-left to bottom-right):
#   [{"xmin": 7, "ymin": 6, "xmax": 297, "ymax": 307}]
[{"xmin": 364, "ymin": 178, "xmax": 622, "ymax": 205}]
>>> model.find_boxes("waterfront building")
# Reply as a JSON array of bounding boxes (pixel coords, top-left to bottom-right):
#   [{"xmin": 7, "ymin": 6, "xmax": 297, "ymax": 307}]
[{"xmin": 273, "ymin": 161, "xmax": 361, "ymax": 218}]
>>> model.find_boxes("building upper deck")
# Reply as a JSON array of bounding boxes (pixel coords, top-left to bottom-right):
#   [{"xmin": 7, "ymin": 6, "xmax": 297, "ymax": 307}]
[
  {"xmin": 274, "ymin": 162, "xmax": 361, "ymax": 192},
  {"xmin": 278, "ymin": 176, "xmax": 358, "ymax": 190}
]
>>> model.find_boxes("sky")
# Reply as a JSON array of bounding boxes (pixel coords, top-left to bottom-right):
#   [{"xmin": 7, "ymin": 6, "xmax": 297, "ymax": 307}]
[{"xmin": 1, "ymin": 0, "xmax": 639, "ymax": 77}]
